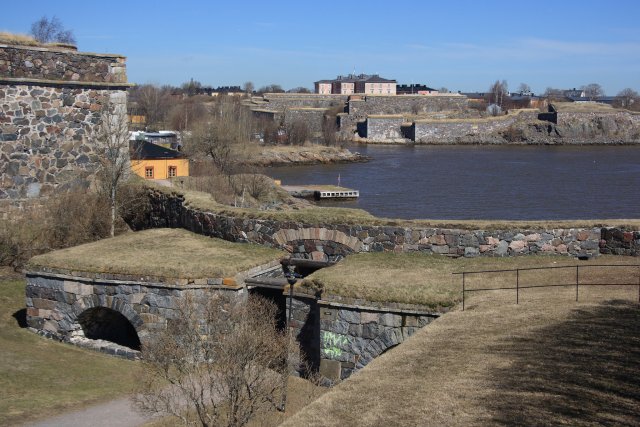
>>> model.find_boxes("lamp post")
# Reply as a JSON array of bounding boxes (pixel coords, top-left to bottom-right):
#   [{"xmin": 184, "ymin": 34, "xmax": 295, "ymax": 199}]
[{"xmin": 279, "ymin": 264, "xmax": 299, "ymax": 412}]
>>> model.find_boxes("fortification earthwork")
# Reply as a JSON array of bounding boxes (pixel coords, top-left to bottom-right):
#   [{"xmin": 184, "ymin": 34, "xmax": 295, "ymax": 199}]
[{"xmin": 3, "ymin": 42, "xmax": 639, "ymax": 382}]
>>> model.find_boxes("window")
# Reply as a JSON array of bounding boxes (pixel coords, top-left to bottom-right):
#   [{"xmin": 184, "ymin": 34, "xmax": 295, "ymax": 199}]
[
  {"xmin": 145, "ymin": 166, "xmax": 154, "ymax": 178},
  {"xmin": 168, "ymin": 166, "xmax": 177, "ymax": 178}
]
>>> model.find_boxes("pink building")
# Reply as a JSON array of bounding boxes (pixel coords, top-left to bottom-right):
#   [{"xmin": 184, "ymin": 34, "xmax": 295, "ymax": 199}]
[
  {"xmin": 314, "ymin": 74, "xmax": 396, "ymax": 95},
  {"xmin": 315, "ymin": 80, "xmax": 333, "ymax": 94}
]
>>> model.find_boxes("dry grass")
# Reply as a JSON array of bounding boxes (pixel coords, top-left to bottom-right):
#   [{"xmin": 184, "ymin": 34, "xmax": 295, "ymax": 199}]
[
  {"xmin": 0, "ymin": 31, "xmax": 40, "ymax": 46},
  {"xmin": 303, "ymin": 253, "xmax": 638, "ymax": 308},
  {"xmin": 0, "ymin": 270, "xmax": 140, "ymax": 425},
  {"xmin": 27, "ymin": 228, "xmax": 285, "ymax": 279},
  {"xmin": 283, "ymin": 281, "xmax": 640, "ymax": 426},
  {"xmin": 143, "ymin": 375, "xmax": 327, "ymax": 427},
  {"xmin": 153, "ymin": 182, "xmax": 640, "ymax": 230},
  {"xmin": 553, "ymin": 102, "xmax": 616, "ymax": 113}
]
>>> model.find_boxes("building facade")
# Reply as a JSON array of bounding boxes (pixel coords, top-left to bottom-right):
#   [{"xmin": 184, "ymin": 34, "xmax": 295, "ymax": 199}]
[{"xmin": 315, "ymin": 74, "xmax": 397, "ymax": 95}]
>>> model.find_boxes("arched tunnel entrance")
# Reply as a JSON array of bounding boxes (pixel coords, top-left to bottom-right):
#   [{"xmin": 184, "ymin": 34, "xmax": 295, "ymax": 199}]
[{"xmin": 77, "ymin": 307, "xmax": 141, "ymax": 350}]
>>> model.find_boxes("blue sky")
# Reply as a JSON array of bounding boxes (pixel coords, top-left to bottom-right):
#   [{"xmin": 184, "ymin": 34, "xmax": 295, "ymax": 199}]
[{"xmin": 2, "ymin": 0, "xmax": 640, "ymax": 94}]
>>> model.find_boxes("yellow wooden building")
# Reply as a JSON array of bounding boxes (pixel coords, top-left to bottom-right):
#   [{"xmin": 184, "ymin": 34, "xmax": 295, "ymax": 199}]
[{"xmin": 130, "ymin": 140, "xmax": 189, "ymax": 180}]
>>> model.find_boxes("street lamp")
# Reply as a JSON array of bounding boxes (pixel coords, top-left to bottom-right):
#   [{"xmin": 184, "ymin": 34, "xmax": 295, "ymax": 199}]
[{"xmin": 279, "ymin": 264, "xmax": 300, "ymax": 412}]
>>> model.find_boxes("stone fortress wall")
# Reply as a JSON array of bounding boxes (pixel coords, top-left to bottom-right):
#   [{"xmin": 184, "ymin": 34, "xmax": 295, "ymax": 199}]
[
  {"xmin": 140, "ymin": 188, "xmax": 640, "ymax": 260},
  {"xmin": 137, "ymin": 189, "xmax": 639, "ymax": 380},
  {"xmin": 0, "ymin": 43, "xmax": 130, "ymax": 199}
]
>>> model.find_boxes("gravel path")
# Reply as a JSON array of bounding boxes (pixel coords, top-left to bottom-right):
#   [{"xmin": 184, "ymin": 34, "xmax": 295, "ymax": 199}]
[{"xmin": 25, "ymin": 397, "xmax": 154, "ymax": 427}]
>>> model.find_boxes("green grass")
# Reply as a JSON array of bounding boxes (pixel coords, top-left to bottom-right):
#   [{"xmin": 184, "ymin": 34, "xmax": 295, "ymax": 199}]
[
  {"xmin": 28, "ymin": 228, "xmax": 285, "ymax": 279},
  {"xmin": 0, "ymin": 271, "xmax": 140, "ymax": 425},
  {"xmin": 302, "ymin": 252, "xmax": 639, "ymax": 308}
]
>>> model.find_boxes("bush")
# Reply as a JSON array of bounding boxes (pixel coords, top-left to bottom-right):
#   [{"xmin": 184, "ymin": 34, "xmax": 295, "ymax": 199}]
[{"xmin": 0, "ymin": 185, "xmax": 150, "ymax": 270}]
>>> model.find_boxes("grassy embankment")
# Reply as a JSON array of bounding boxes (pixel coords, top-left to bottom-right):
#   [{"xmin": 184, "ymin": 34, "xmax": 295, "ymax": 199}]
[
  {"xmin": 284, "ymin": 259, "xmax": 640, "ymax": 426},
  {"xmin": 301, "ymin": 251, "xmax": 639, "ymax": 308},
  {"xmin": 28, "ymin": 228, "xmax": 285, "ymax": 279},
  {"xmin": 0, "ymin": 269, "xmax": 140, "ymax": 425},
  {"xmin": 151, "ymin": 181, "xmax": 640, "ymax": 231}
]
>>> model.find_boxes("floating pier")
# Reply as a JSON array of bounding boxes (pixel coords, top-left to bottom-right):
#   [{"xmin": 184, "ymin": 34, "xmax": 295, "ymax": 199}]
[{"xmin": 281, "ymin": 184, "xmax": 359, "ymax": 200}]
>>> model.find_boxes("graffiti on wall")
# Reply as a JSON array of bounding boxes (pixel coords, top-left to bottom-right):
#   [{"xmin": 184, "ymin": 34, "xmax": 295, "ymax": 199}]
[{"xmin": 321, "ymin": 331, "xmax": 349, "ymax": 358}]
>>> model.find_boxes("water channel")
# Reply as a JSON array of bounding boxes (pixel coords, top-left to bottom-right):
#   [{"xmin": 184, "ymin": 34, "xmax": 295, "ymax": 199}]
[{"xmin": 263, "ymin": 144, "xmax": 640, "ymax": 220}]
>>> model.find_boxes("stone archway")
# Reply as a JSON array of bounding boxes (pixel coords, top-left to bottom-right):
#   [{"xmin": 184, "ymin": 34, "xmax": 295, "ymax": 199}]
[
  {"xmin": 356, "ymin": 329, "xmax": 404, "ymax": 370},
  {"xmin": 77, "ymin": 307, "xmax": 141, "ymax": 350},
  {"xmin": 70, "ymin": 295, "xmax": 146, "ymax": 347},
  {"xmin": 272, "ymin": 227, "xmax": 362, "ymax": 261}
]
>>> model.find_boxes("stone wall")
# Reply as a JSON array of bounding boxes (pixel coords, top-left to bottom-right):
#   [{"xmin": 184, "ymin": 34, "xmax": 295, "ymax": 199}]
[
  {"xmin": 364, "ymin": 115, "xmax": 407, "ymax": 142},
  {"xmin": 413, "ymin": 110, "xmax": 539, "ymax": 144},
  {"xmin": 261, "ymin": 93, "xmax": 347, "ymax": 110},
  {"xmin": 137, "ymin": 189, "xmax": 609, "ymax": 259},
  {"xmin": 317, "ymin": 300, "xmax": 438, "ymax": 380},
  {"xmin": 1, "ymin": 87, "xmax": 126, "ymax": 198},
  {"xmin": 348, "ymin": 95, "xmax": 468, "ymax": 121},
  {"xmin": 284, "ymin": 108, "xmax": 325, "ymax": 135},
  {"xmin": 25, "ymin": 260, "xmax": 281, "ymax": 357},
  {"xmin": 1, "ymin": 44, "xmax": 130, "ymax": 199},
  {"xmin": 286, "ymin": 294, "xmax": 440, "ymax": 381},
  {"xmin": 0, "ymin": 44, "xmax": 127, "ymax": 83},
  {"xmin": 600, "ymin": 228, "xmax": 640, "ymax": 256}
]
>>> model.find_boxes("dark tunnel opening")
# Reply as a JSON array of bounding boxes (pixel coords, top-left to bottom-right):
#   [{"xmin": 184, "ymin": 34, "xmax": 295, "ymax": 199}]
[{"xmin": 77, "ymin": 307, "xmax": 141, "ymax": 350}]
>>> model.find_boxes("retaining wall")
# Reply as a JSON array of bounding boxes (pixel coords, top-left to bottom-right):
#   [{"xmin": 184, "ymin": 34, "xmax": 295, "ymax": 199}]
[
  {"xmin": 364, "ymin": 115, "xmax": 407, "ymax": 141},
  {"xmin": 261, "ymin": 93, "xmax": 347, "ymax": 110},
  {"xmin": 135, "ymin": 189, "xmax": 633, "ymax": 259},
  {"xmin": 413, "ymin": 111, "xmax": 539, "ymax": 143},
  {"xmin": 284, "ymin": 108, "xmax": 325, "ymax": 135}
]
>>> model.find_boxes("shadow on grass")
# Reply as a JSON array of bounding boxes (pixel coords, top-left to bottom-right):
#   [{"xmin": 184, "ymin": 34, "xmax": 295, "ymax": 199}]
[
  {"xmin": 485, "ymin": 300, "xmax": 640, "ymax": 426},
  {"xmin": 12, "ymin": 308, "xmax": 27, "ymax": 328}
]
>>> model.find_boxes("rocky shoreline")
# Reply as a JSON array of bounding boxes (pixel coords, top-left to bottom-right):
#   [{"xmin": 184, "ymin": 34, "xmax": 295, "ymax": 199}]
[{"xmin": 245, "ymin": 146, "xmax": 370, "ymax": 166}]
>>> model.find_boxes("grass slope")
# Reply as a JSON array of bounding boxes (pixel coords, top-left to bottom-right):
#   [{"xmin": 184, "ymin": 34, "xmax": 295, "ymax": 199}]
[
  {"xmin": 282, "ymin": 285, "xmax": 640, "ymax": 426},
  {"xmin": 28, "ymin": 228, "xmax": 285, "ymax": 279},
  {"xmin": 0, "ymin": 271, "xmax": 140, "ymax": 425},
  {"xmin": 303, "ymin": 252, "xmax": 638, "ymax": 308}
]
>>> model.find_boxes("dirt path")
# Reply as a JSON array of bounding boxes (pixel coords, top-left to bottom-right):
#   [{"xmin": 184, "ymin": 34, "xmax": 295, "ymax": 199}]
[{"xmin": 25, "ymin": 397, "xmax": 153, "ymax": 427}]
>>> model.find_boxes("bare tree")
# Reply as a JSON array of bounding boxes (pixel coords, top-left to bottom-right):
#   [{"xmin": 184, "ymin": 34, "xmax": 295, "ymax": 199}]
[
  {"xmin": 94, "ymin": 95, "xmax": 130, "ymax": 237},
  {"xmin": 488, "ymin": 80, "xmax": 509, "ymax": 108},
  {"xmin": 129, "ymin": 84, "xmax": 172, "ymax": 130},
  {"xmin": 187, "ymin": 97, "xmax": 252, "ymax": 175},
  {"xmin": 518, "ymin": 83, "xmax": 531, "ymax": 94},
  {"xmin": 582, "ymin": 83, "xmax": 604, "ymax": 101},
  {"xmin": 30, "ymin": 16, "xmax": 76, "ymax": 44},
  {"xmin": 286, "ymin": 119, "xmax": 310, "ymax": 146},
  {"xmin": 257, "ymin": 84, "xmax": 285, "ymax": 94},
  {"xmin": 243, "ymin": 81, "xmax": 255, "ymax": 97},
  {"xmin": 322, "ymin": 114, "xmax": 338, "ymax": 146},
  {"xmin": 182, "ymin": 78, "xmax": 203, "ymax": 96},
  {"xmin": 133, "ymin": 293, "xmax": 298, "ymax": 427},
  {"xmin": 287, "ymin": 87, "xmax": 311, "ymax": 94},
  {"xmin": 438, "ymin": 87, "xmax": 449, "ymax": 94},
  {"xmin": 615, "ymin": 88, "xmax": 639, "ymax": 109},
  {"xmin": 167, "ymin": 98, "xmax": 207, "ymax": 131}
]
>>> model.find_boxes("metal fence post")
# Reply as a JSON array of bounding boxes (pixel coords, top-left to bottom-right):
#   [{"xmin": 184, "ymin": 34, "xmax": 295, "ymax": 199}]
[
  {"xmin": 576, "ymin": 265, "xmax": 579, "ymax": 302},
  {"xmin": 516, "ymin": 269, "xmax": 519, "ymax": 305},
  {"xmin": 462, "ymin": 272, "xmax": 466, "ymax": 311}
]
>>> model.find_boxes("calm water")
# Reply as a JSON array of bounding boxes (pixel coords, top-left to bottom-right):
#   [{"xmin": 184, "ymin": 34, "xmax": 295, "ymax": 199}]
[{"xmin": 264, "ymin": 145, "xmax": 640, "ymax": 220}]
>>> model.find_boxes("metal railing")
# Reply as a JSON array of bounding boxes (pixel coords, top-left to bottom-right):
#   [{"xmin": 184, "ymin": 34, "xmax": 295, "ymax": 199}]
[{"xmin": 453, "ymin": 264, "xmax": 640, "ymax": 310}]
